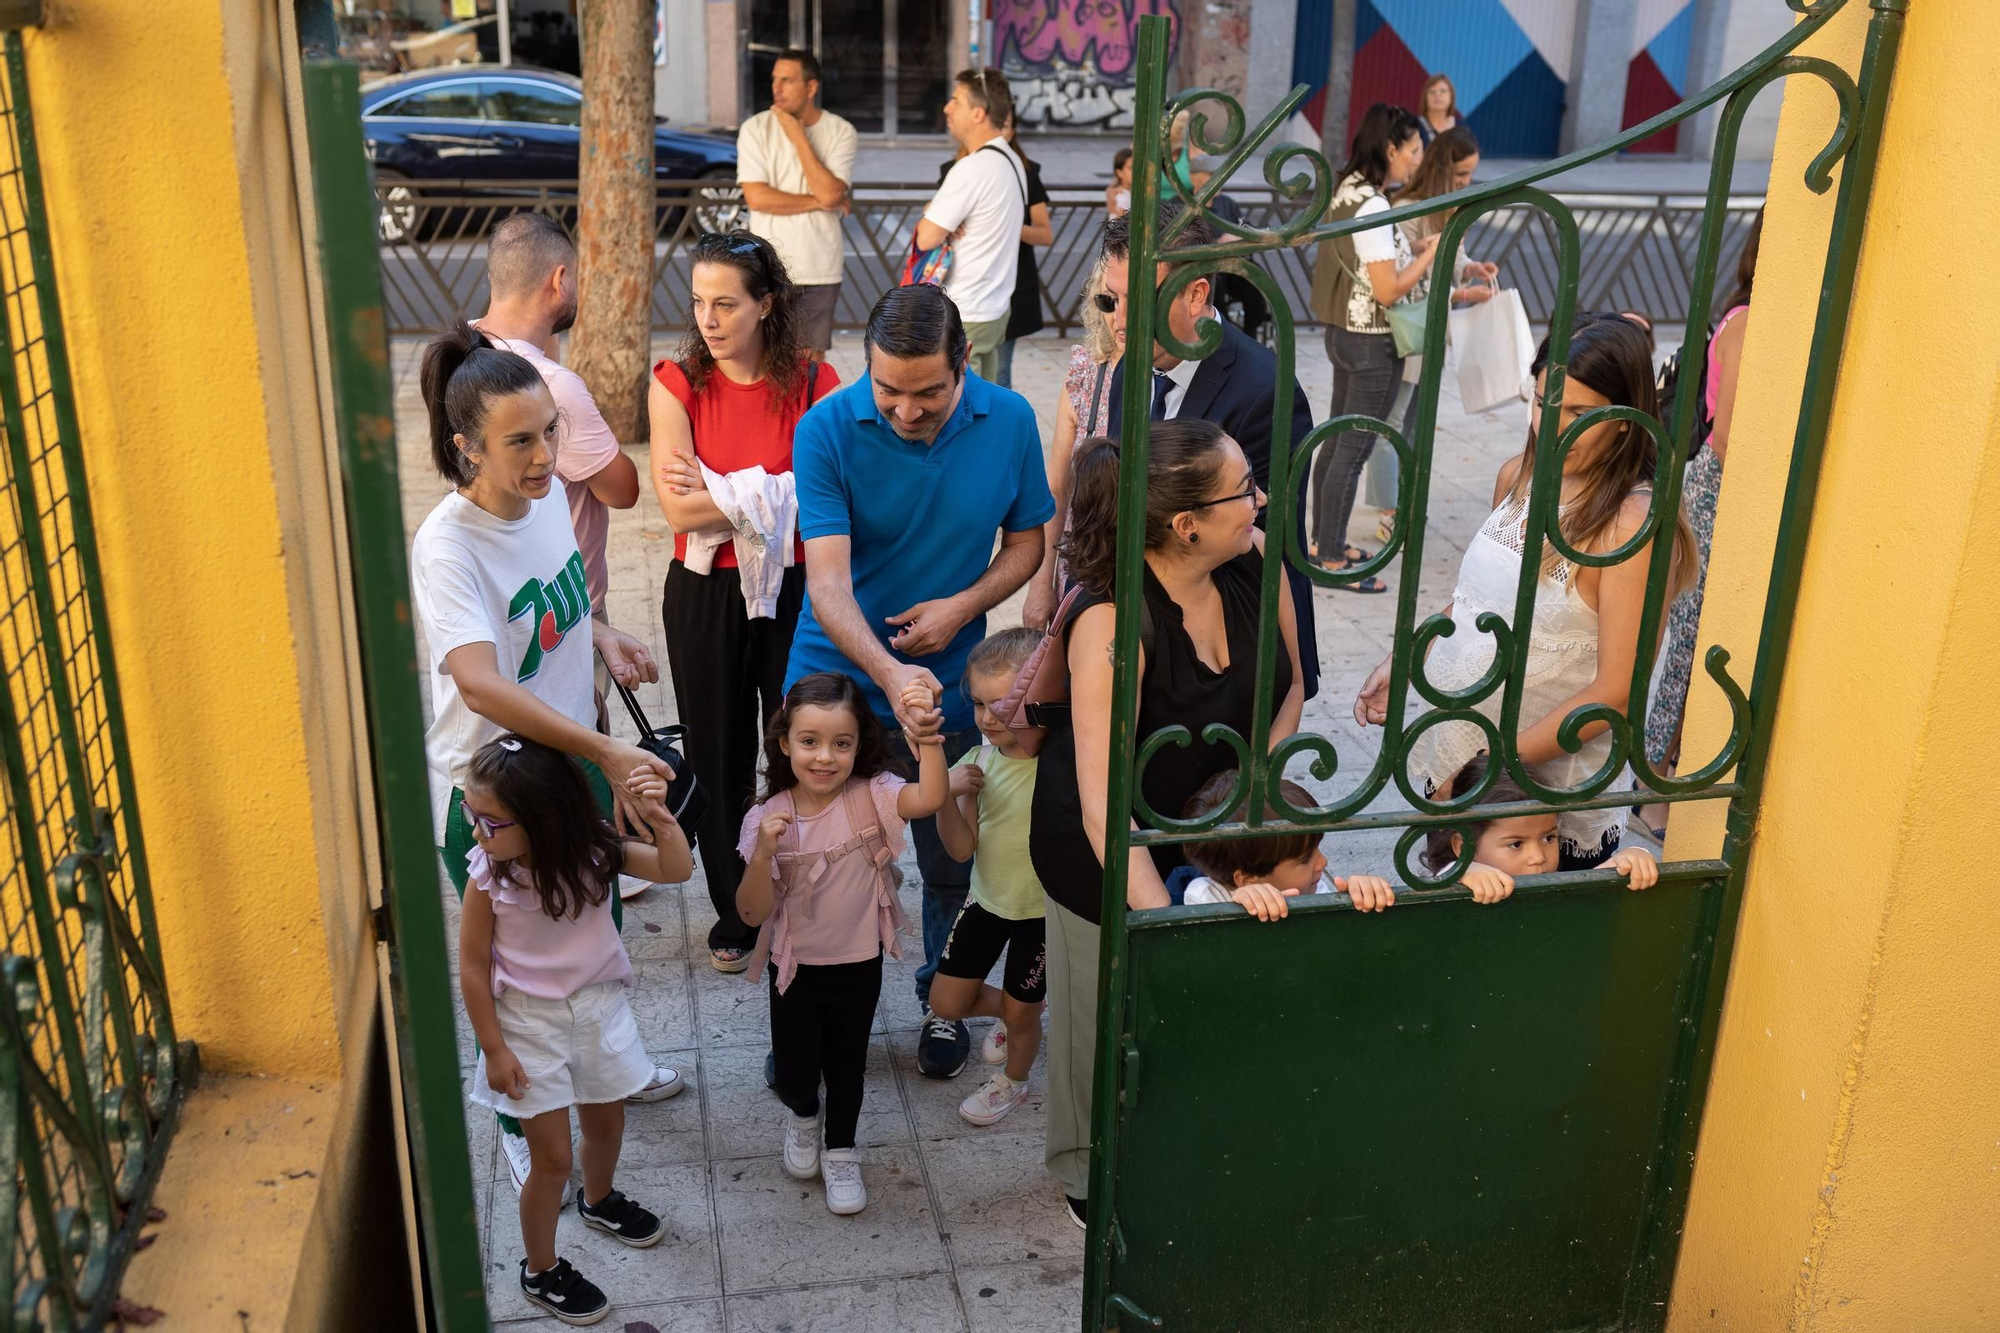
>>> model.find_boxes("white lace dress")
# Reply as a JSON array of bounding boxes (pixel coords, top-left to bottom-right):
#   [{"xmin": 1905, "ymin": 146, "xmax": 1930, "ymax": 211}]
[{"xmin": 1403, "ymin": 488, "xmax": 1626, "ymax": 862}]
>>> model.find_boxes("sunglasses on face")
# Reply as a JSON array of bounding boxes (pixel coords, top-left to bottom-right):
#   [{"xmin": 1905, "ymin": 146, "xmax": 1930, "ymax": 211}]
[{"xmin": 462, "ymin": 803, "xmax": 518, "ymax": 838}]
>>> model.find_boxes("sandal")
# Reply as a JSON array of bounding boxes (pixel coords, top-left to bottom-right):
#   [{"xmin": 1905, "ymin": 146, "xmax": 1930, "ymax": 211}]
[
  {"xmin": 1330, "ymin": 560, "xmax": 1389, "ymax": 594},
  {"xmin": 1376, "ymin": 512, "xmax": 1396, "ymax": 544},
  {"xmin": 710, "ymin": 946, "xmax": 751, "ymax": 974}
]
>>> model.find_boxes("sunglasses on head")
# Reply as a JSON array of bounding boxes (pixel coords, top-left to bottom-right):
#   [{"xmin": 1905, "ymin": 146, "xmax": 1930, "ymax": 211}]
[{"xmin": 698, "ymin": 232, "xmax": 762, "ymax": 257}]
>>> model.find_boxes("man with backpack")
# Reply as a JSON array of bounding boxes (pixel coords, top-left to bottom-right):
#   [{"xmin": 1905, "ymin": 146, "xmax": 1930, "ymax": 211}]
[{"xmin": 914, "ymin": 69, "xmax": 1027, "ymax": 383}]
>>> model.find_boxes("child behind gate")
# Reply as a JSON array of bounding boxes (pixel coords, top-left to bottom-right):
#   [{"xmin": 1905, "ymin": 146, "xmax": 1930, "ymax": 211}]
[{"xmin": 737, "ymin": 671, "xmax": 947, "ymax": 1215}]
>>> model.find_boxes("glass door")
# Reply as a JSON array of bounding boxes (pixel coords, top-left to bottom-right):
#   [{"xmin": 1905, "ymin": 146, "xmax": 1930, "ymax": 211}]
[{"xmin": 745, "ymin": 0, "xmax": 939, "ymax": 137}]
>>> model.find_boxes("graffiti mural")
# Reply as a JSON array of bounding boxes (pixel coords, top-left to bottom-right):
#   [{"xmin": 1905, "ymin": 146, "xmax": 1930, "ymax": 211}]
[{"xmin": 994, "ymin": 0, "xmax": 1181, "ymax": 128}]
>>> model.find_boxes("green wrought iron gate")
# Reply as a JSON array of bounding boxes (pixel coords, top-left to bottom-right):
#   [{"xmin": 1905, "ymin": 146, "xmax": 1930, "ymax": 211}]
[
  {"xmin": 0, "ymin": 30, "xmax": 194, "ymax": 1333},
  {"xmin": 1087, "ymin": 1, "xmax": 1903, "ymax": 1329}
]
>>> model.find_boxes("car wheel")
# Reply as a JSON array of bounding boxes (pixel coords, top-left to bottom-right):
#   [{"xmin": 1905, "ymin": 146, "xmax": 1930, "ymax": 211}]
[
  {"xmin": 377, "ymin": 172, "xmax": 418, "ymax": 247},
  {"xmin": 693, "ymin": 167, "xmax": 744, "ymax": 233}
]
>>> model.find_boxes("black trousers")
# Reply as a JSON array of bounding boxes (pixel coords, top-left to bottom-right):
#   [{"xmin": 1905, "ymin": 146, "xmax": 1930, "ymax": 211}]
[
  {"xmin": 769, "ymin": 955, "xmax": 883, "ymax": 1149},
  {"xmin": 661, "ymin": 561, "xmax": 805, "ymax": 951}
]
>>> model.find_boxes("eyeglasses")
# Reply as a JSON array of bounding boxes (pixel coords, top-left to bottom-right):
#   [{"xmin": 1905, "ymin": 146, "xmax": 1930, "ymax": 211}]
[
  {"xmin": 462, "ymin": 803, "xmax": 518, "ymax": 838},
  {"xmin": 1186, "ymin": 482, "xmax": 1261, "ymax": 510},
  {"xmin": 1091, "ymin": 292, "xmax": 1119, "ymax": 314}
]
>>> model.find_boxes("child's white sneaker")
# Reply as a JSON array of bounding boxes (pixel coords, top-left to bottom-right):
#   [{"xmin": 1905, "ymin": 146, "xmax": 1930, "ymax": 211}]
[
  {"xmin": 782, "ymin": 1112, "xmax": 820, "ymax": 1180},
  {"xmin": 959, "ymin": 1073, "xmax": 1028, "ymax": 1126},
  {"xmin": 502, "ymin": 1129, "xmax": 576, "ymax": 1204},
  {"xmin": 821, "ymin": 1148, "xmax": 866, "ymax": 1214},
  {"xmin": 981, "ymin": 1024, "xmax": 1007, "ymax": 1065}
]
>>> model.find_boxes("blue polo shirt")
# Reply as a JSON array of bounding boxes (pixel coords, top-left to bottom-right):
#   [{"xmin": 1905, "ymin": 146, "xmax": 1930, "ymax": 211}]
[{"xmin": 785, "ymin": 371, "xmax": 1054, "ymax": 731}]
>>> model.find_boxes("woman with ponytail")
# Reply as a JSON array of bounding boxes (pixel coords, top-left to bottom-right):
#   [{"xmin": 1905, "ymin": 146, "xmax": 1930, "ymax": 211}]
[
  {"xmin": 1026, "ymin": 419, "xmax": 1304, "ymax": 1229},
  {"xmin": 414, "ymin": 320, "xmax": 684, "ymax": 1193}
]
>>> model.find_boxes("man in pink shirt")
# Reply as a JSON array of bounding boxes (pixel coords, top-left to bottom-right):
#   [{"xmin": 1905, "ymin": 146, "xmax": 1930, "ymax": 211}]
[{"xmin": 474, "ymin": 213, "xmax": 638, "ymax": 620}]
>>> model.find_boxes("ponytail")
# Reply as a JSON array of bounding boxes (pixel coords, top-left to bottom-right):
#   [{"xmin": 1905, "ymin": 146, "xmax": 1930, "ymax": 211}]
[
  {"xmin": 417, "ymin": 319, "xmax": 545, "ymax": 486},
  {"xmin": 1056, "ymin": 419, "xmax": 1231, "ymax": 595}
]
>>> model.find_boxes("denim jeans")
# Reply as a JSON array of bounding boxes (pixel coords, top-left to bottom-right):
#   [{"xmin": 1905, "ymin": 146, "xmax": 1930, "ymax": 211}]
[
  {"xmin": 886, "ymin": 725, "xmax": 980, "ymax": 1008},
  {"xmin": 1312, "ymin": 326, "xmax": 1403, "ymax": 557},
  {"xmin": 993, "ymin": 337, "xmax": 1018, "ymax": 389}
]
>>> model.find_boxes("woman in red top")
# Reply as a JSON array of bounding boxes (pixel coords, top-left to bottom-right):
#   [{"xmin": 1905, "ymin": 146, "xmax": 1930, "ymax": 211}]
[{"xmin": 650, "ymin": 230, "xmax": 841, "ymax": 972}]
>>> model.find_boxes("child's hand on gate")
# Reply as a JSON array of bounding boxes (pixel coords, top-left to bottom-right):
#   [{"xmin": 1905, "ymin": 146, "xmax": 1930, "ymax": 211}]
[
  {"xmin": 756, "ymin": 811, "xmax": 794, "ymax": 857},
  {"xmin": 1228, "ymin": 881, "xmax": 1298, "ymax": 922},
  {"xmin": 1460, "ymin": 862, "xmax": 1515, "ymax": 905},
  {"xmin": 1610, "ymin": 846, "xmax": 1659, "ymax": 891},
  {"xmin": 485, "ymin": 1044, "xmax": 530, "ymax": 1100},
  {"xmin": 949, "ymin": 765, "xmax": 985, "ymax": 799},
  {"xmin": 1335, "ymin": 874, "xmax": 1396, "ymax": 913}
]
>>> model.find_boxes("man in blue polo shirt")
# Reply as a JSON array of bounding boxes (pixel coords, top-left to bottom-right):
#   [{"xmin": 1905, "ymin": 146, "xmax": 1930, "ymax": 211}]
[{"xmin": 788, "ymin": 283, "xmax": 1053, "ymax": 1078}]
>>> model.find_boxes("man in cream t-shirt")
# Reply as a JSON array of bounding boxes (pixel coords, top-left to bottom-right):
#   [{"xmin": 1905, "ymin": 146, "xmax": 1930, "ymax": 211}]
[
  {"xmin": 916, "ymin": 69, "xmax": 1026, "ymax": 383},
  {"xmin": 736, "ymin": 48, "xmax": 859, "ymax": 359}
]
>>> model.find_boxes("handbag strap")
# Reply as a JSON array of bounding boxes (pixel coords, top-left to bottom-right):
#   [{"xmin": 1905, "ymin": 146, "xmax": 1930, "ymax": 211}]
[{"xmin": 1082, "ymin": 358, "xmax": 1109, "ymax": 437}]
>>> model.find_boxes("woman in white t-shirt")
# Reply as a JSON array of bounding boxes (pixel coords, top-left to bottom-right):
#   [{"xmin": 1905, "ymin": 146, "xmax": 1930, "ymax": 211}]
[
  {"xmin": 1307, "ymin": 103, "xmax": 1439, "ymax": 596},
  {"xmin": 413, "ymin": 322, "xmax": 670, "ymax": 898}
]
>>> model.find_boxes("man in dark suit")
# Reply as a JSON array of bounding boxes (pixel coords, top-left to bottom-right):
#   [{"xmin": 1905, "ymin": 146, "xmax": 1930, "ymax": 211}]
[{"xmin": 1100, "ymin": 203, "xmax": 1321, "ymax": 700}]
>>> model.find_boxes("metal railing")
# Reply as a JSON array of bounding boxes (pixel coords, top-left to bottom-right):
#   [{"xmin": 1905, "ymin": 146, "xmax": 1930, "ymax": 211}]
[
  {"xmin": 373, "ymin": 177, "xmax": 1761, "ymax": 339},
  {"xmin": 0, "ymin": 31, "xmax": 192, "ymax": 1333}
]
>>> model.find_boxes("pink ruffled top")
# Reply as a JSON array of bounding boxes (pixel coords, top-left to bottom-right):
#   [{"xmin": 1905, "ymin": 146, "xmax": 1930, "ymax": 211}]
[
  {"xmin": 738, "ymin": 772, "xmax": 910, "ymax": 994},
  {"xmin": 469, "ymin": 845, "xmax": 632, "ymax": 1000}
]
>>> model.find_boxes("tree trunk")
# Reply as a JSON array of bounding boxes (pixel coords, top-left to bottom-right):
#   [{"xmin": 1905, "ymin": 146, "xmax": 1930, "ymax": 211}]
[{"xmin": 570, "ymin": 0, "xmax": 654, "ymax": 443}]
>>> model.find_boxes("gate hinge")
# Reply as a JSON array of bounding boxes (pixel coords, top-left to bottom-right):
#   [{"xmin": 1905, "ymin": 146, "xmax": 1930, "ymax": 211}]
[
  {"xmin": 1120, "ymin": 1038, "xmax": 1141, "ymax": 1111},
  {"xmin": 0, "ymin": 0, "xmax": 42, "ymax": 31},
  {"xmin": 371, "ymin": 902, "xmax": 395, "ymax": 947}
]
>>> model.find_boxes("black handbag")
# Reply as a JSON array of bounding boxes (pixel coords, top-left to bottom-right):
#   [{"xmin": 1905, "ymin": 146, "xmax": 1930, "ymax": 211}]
[{"xmin": 614, "ymin": 680, "xmax": 707, "ymax": 830}]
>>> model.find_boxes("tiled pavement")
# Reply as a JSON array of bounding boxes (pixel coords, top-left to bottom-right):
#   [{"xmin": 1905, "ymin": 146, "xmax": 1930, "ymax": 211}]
[{"xmin": 391, "ymin": 324, "xmax": 1668, "ymax": 1331}]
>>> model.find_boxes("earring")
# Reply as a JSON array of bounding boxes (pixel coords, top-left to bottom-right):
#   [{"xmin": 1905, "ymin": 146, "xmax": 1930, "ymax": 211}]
[{"xmin": 1188, "ymin": 532, "xmax": 1200, "ymax": 545}]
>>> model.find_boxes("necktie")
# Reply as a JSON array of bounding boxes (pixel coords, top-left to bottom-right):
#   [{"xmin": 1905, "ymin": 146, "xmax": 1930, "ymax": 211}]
[{"xmin": 1150, "ymin": 371, "xmax": 1173, "ymax": 421}]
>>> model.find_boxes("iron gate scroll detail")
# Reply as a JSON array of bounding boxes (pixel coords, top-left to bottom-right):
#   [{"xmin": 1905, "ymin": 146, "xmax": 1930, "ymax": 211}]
[
  {"xmin": 1087, "ymin": 2, "xmax": 1903, "ymax": 1330},
  {"xmin": 0, "ymin": 32, "xmax": 193, "ymax": 1333}
]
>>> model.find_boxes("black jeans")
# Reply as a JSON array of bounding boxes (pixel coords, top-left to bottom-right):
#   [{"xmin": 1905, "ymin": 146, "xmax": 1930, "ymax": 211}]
[
  {"xmin": 769, "ymin": 955, "xmax": 883, "ymax": 1149},
  {"xmin": 662, "ymin": 561, "xmax": 805, "ymax": 951},
  {"xmin": 886, "ymin": 726, "xmax": 980, "ymax": 1008},
  {"xmin": 1313, "ymin": 326, "xmax": 1403, "ymax": 558}
]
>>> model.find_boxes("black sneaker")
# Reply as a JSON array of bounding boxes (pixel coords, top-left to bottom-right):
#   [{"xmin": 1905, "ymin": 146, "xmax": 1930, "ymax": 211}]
[
  {"xmin": 577, "ymin": 1188, "xmax": 664, "ymax": 1248},
  {"xmin": 519, "ymin": 1257, "xmax": 609, "ymax": 1326},
  {"xmin": 916, "ymin": 1009, "xmax": 970, "ymax": 1079},
  {"xmin": 1064, "ymin": 1194, "xmax": 1088, "ymax": 1230}
]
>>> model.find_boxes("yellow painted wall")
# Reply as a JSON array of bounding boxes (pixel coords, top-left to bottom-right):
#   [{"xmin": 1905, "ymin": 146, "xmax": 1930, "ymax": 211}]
[
  {"xmin": 19, "ymin": 2, "xmax": 342, "ymax": 1077},
  {"xmin": 1669, "ymin": 2, "xmax": 2000, "ymax": 1327}
]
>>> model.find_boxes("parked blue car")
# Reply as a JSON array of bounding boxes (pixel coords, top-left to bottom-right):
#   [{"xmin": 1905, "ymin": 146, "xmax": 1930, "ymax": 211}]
[{"xmin": 361, "ymin": 66, "xmax": 739, "ymax": 243}]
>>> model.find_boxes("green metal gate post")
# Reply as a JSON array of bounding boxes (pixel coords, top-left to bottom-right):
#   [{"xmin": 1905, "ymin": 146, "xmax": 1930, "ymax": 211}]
[
  {"xmin": 1082, "ymin": 2, "xmax": 1903, "ymax": 1328},
  {"xmin": 300, "ymin": 59, "xmax": 490, "ymax": 1331}
]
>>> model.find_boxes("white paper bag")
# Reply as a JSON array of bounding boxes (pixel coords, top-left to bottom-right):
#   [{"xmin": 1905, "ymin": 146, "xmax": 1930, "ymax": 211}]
[{"xmin": 1450, "ymin": 288, "xmax": 1534, "ymax": 416}]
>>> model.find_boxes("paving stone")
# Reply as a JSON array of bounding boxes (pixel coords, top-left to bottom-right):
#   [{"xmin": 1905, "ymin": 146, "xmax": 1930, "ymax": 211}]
[
  {"xmin": 712, "ymin": 1144, "xmax": 944, "ymax": 1293},
  {"xmin": 958, "ymin": 1258, "xmax": 1087, "ymax": 1333},
  {"xmin": 628, "ymin": 957, "xmax": 696, "ymax": 1051},
  {"xmin": 495, "ymin": 1298, "xmax": 724, "ymax": 1332},
  {"xmin": 623, "ymin": 884, "xmax": 688, "ymax": 961},
  {"xmin": 898, "ymin": 1020, "xmax": 1052, "ymax": 1145},
  {"xmin": 622, "ymin": 1048, "xmax": 709, "ymax": 1168},
  {"xmin": 726, "ymin": 1273, "xmax": 967, "ymax": 1332},
  {"xmin": 924, "ymin": 1133, "xmax": 1086, "ymax": 1269}
]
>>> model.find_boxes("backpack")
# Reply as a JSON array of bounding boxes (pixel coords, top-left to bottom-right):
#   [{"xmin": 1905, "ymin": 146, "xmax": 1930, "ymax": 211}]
[
  {"xmin": 901, "ymin": 143, "xmax": 1026, "ymax": 290},
  {"xmin": 996, "ymin": 586, "xmax": 1155, "ymax": 755},
  {"xmin": 1655, "ymin": 322, "xmax": 1715, "ymax": 457}
]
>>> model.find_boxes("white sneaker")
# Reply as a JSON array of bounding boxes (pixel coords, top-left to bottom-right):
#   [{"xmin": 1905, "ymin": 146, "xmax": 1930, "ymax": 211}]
[
  {"xmin": 501, "ymin": 1129, "xmax": 576, "ymax": 1204},
  {"xmin": 981, "ymin": 1024, "xmax": 1008, "ymax": 1065},
  {"xmin": 783, "ymin": 1112, "xmax": 820, "ymax": 1180},
  {"xmin": 626, "ymin": 1066, "xmax": 684, "ymax": 1103},
  {"xmin": 959, "ymin": 1073, "xmax": 1028, "ymax": 1127},
  {"xmin": 619, "ymin": 874, "xmax": 656, "ymax": 900},
  {"xmin": 821, "ymin": 1148, "xmax": 866, "ymax": 1215}
]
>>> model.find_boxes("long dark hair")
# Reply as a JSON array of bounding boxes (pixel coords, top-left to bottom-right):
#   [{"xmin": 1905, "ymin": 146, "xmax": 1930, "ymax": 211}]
[
  {"xmin": 1514, "ymin": 314, "xmax": 1697, "ymax": 598},
  {"xmin": 1340, "ymin": 102, "xmax": 1423, "ymax": 188},
  {"xmin": 1059, "ymin": 419, "xmax": 1231, "ymax": 595},
  {"xmin": 675, "ymin": 230, "xmax": 809, "ymax": 404},
  {"xmin": 1419, "ymin": 753, "xmax": 1538, "ymax": 874},
  {"xmin": 759, "ymin": 672, "xmax": 892, "ymax": 802},
  {"xmin": 419, "ymin": 319, "xmax": 547, "ymax": 486},
  {"xmin": 464, "ymin": 736, "xmax": 623, "ymax": 920},
  {"xmin": 1724, "ymin": 208, "xmax": 1763, "ymax": 312}
]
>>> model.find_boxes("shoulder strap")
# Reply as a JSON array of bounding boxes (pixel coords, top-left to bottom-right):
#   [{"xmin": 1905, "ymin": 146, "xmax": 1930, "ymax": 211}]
[
  {"xmin": 1083, "ymin": 359, "xmax": 1109, "ymax": 437},
  {"xmin": 977, "ymin": 141, "xmax": 1027, "ymax": 205}
]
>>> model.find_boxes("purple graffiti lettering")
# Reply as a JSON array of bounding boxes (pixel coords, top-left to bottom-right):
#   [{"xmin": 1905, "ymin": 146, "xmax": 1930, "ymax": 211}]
[{"xmin": 993, "ymin": 0, "xmax": 1180, "ymax": 82}]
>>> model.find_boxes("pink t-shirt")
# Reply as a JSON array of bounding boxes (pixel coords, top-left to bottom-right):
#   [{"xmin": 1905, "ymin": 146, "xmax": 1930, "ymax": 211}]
[
  {"xmin": 469, "ymin": 845, "xmax": 633, "ymax": 999},
  {"xmin": 738, "ymin": 772, "xmax": 908, "ymax": 975},
  {"xmin": 484, "ymin": 333, "xmax": 624, "ymax": 615}
]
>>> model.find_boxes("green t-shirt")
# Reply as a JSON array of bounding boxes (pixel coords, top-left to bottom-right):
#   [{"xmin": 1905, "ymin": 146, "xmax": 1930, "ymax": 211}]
[{"xmin": 954, "ymin": 746, "xmax": 1045, "ymax": 920}]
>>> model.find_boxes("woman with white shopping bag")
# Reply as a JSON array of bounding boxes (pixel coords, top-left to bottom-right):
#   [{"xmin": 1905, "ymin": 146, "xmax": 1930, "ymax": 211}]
[{"xmin": 1375, "ymin": 126, "xmax": 1502, "ymax": 544}]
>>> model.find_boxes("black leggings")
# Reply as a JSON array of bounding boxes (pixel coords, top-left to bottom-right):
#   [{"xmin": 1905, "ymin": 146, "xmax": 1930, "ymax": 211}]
[
  {"xmin": 768, "ymin": 955, "xmax": 882, "ymax": 1150},
  {"xmin": 662, "ymin": 562, "xmax": 804, "ymax": 951}
]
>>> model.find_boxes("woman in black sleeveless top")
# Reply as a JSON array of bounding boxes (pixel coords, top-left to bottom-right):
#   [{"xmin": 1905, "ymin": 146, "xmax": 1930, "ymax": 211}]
[{"xmin": 1028, "ymin": 420, "xmax": 1303, "ymax": 1224}]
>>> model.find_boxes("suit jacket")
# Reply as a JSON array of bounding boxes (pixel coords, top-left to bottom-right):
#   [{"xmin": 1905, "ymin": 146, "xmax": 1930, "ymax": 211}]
[{"xmin": 1109, "ymin": 317, "xmax": 1321, "ymax": 701}]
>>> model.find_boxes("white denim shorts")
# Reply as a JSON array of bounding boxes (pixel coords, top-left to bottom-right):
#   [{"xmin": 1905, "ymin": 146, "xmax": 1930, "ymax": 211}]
[{"xmin": 468, "ymin": 980, "xmax": 653, "ymax": 1119}]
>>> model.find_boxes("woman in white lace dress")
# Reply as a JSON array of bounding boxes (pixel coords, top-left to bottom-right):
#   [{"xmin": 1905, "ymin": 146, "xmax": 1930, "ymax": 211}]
[{"xmin": 1352, "ymin": 315, "xmax": 1696, "ymax": 869}]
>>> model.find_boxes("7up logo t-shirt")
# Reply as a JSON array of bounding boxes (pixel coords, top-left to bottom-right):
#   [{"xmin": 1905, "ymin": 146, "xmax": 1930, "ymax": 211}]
[{"xmin": 410, "ymin": 479, "xmax": 600, "ymax": 842}]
